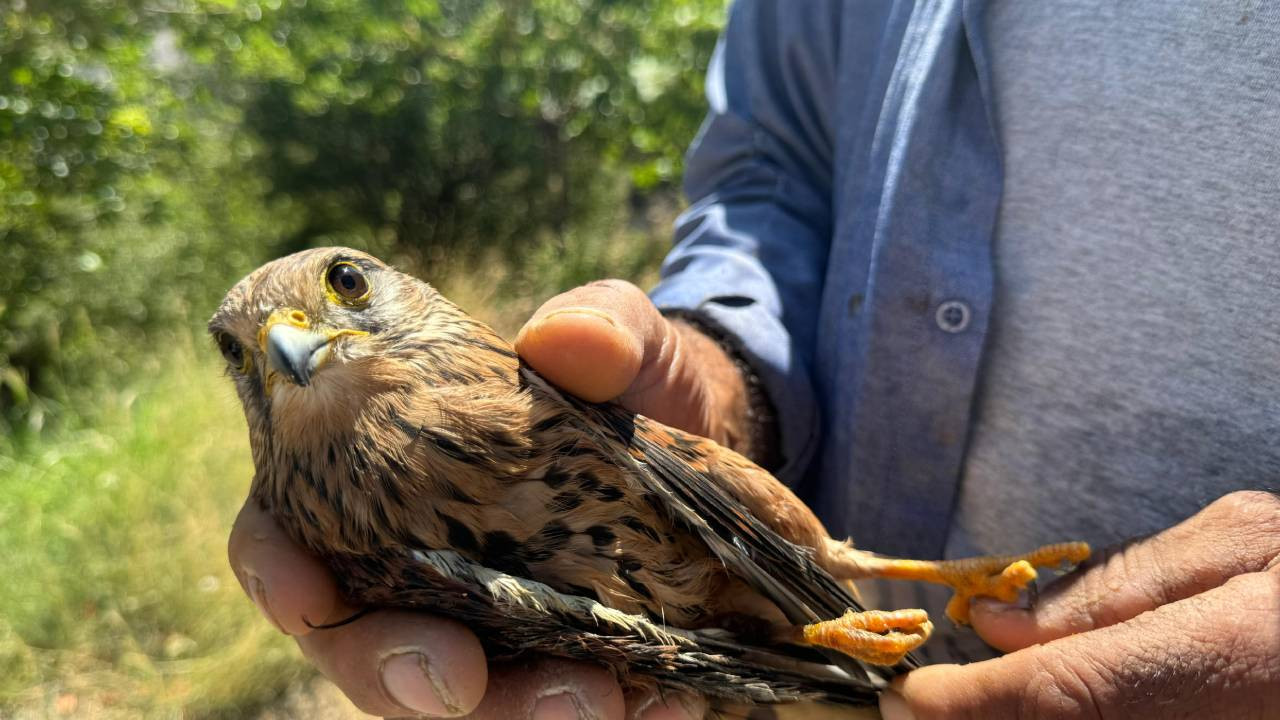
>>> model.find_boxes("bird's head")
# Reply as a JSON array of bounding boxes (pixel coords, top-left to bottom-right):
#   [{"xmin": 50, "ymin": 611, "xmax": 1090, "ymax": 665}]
[{"xmin": 208, "ymin": 247, "xmax": 463, "ymax": 438}]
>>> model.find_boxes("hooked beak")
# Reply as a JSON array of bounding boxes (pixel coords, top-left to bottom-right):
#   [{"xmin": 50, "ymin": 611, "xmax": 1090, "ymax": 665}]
[{"xmin": 259, "ymin": 309, "xmax": 367, "ymax": 388}]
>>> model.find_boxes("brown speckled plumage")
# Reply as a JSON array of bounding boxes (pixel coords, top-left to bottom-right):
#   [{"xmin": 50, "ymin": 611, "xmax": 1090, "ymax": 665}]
[{"xmin": 210, "ymin": 248, "xmax": 1090, "ymax": 708}]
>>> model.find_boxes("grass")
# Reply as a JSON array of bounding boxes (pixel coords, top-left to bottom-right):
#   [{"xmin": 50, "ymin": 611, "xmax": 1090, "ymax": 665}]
[
  {"xmin": 0, "ymin": 220, "xmax": 671, "ymax": 718},
  {"xmin": 0, "ymin": 334, "xmax": 312, "ymax": 719}
]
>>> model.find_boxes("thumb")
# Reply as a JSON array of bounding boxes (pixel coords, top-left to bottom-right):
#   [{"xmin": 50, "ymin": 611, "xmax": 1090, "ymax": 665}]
[
  {"xmin": 514, "ymin": 279, "xmax": 669, "ymax": 404},
  {"xmin": 516, "ymin": 279, "xmax": 747, "ymax": 444},
  {"xmin": 515, "ymin": 280, "xmax": 734, "ymax": 443}
]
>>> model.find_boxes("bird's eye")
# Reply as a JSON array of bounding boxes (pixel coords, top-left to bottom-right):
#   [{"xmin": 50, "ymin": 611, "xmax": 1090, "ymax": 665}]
[
  {"xmin": 217, "ymin": 332, "xmax": 248, "ymax": 372},
  {"xmin": 327, "ymin": 262, "xmax": 370, "ymax": 303}
]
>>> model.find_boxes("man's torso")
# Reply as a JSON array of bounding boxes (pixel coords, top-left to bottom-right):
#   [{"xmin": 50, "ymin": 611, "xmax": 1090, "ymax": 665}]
[{"xmin": 855, "ymin": 0, "xmax": 1280, "ymax": 661}]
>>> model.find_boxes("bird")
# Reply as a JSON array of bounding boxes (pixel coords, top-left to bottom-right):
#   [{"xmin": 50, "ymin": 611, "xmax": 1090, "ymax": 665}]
[{"xmin": 209, "ymin": 247, "xmax": 1090, "ymax": 709}]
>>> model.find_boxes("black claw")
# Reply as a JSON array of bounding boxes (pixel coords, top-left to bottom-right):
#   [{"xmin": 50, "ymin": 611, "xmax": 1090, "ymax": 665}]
[{"xmin": 1025, "ymin": 579, "xmax": 1040, "ymax": 610}]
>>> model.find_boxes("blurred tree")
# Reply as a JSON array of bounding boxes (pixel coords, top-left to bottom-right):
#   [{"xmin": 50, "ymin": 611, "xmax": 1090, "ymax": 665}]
[
  {"xmin": 0, "ymin": 0, "xmax": 298, "ymax": 428},
  {"xmin": 0, "ymin": 0, "xmax": 726, "ymax": 431},
  {"xmin": 182, "ymin": 0, "xmax": 724, "ymax": 253},
  {"xmin": 0, "ymin": 5, "xmax": 727, "ymax": 716},
  {"xmin": 1, "ymin": 0, "xmax": 171, "ymax": 423}
]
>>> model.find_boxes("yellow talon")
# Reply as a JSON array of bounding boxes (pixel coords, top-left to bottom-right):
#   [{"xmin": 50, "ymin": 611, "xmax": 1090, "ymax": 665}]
[
  {"xmin": 851, "ymin": 542, "xmax": 1091, "ymax": 626},
  {"xmin": 938, "ymin": 542, "xmax": 1090, "ymax": 625},
  {"xmin": 943, "ymin": 559, "xmax": 1037, "ymax": 624},
  {"xmin": 785, "ymin": 609, "xmax": 934, "ymax": 666}
]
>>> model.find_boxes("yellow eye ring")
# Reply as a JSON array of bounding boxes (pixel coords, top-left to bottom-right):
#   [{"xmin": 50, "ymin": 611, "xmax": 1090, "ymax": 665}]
[{"xmin": 324, "ymin": 262, "xmax": 372, "ymax": 305}]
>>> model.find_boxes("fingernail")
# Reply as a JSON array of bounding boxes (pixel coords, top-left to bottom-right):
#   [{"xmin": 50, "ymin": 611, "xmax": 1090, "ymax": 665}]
[
  {"xmin": 246, "ymin": 574, "xmax": 286, "ymax": 634},
  {"xmin": 533, "ymin": 692, "xmax": 594, "ymax": 720},
  {"xmin": 879, "ymin": 689, "xmax": 917, "ymax": 720},
  {"xmin": 381, "ymin": 652, "xmax": 456, "ymax": 717},
  {"xmin": 519, "ymin": 308, "xmax": 618, "ymax": 344},
  {"xmin": 542, "ymin": 307, "xmax": 618, "ymax": 326},
  {"xmin": 516, "ymin": 309, "xmax": 620, "ymax": 351}
]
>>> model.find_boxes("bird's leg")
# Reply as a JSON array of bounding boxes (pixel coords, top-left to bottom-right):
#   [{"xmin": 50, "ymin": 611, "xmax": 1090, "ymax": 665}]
[
  {"xmin": 828, "ymin": 541, "xmax": 1091, "ymax": 625},
  {"xmin": 775, "ymin": 609, "xmax": 934, "ymax": 666}
]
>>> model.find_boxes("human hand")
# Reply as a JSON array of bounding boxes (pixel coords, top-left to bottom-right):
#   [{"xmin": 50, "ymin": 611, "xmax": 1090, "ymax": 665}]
[
  {"xmin": 228, "ymin": 279, "xmax": 737, "ymax": 719},
  {"xmin": 514, "ymin": 279, "xmax": 752, "ymax": 452},
  {"xmin": 880, "ymin": 490, "xmax": 1280, "ymax": 720}
]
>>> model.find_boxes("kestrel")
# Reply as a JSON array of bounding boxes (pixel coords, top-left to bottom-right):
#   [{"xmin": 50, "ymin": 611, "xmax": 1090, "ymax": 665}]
[{"xmin": 209, "ymin": 248, "xmax": 1089, "ymax": 707}]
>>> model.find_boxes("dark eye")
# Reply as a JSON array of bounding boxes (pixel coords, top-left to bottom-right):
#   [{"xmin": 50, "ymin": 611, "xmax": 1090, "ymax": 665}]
[
  {"xmin": 217, "ymin": 332, "xmax": 246, "ymax": 370},
  {"xmin": 327, "ymin": 262, "xmax": 370, "ymax": 302}
]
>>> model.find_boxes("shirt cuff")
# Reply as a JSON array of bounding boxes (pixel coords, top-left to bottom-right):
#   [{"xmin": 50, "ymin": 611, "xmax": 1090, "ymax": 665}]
[{"xmin": 649, "ymin": 279, "xmax": 821, "ymax": 487}]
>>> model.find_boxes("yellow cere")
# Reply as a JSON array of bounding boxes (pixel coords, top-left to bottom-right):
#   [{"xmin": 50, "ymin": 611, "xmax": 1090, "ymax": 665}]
[{"xmin": 257, "ymin": 308, "xmax": 313, "ymax": 352}]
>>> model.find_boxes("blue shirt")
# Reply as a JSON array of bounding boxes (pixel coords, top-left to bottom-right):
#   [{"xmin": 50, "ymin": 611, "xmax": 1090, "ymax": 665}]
[{"xmin": 650, "ymin": 0, "xmax": 997, "ymax": 559}]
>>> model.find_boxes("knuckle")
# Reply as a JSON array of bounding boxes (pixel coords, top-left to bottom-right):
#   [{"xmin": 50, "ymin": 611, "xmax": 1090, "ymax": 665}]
[
  {"xmin": 1208, "ymin": 490, "xmax": 1280, "ymax": 525},
  {"xmin": 1222, "ymin": 571, "xmax": 1280, "ymax": 628},
  {"xmin": 1068, "ymin": 542, "xmax": 1159, "ymax": 628},
  {"xmin": 1020, "ymin": 649, "xmax": 1109, "ymax": 720},
  {"xmin": 1207, "ymin": 491, "xmax": 1280, "ymax": 569}
]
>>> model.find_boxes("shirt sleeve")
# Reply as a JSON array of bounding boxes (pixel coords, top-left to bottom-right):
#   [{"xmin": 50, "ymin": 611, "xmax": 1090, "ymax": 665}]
[{"xmin": 649, "ymin": 0, "xmax": 840, "ymax": 485}]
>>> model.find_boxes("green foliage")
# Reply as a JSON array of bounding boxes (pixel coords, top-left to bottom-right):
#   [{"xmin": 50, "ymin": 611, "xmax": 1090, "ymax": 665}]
[
  {"xmin": 0, "ymin": 0, "xmax": 726, "ymax": 714},
  {"xmin": 0, "ymin": 0, "xmax": 301, "ymax": 429},
  {"xmin": 183, "ymin": 0, "xmax": 723, "ymax": 250},
  {"xmin": 0, "ymin": 343, "xmax": 309, "ymax": 718},
  {"xmin": 0, "ymin": 0, "xmax": 725, "ymax": 431}
]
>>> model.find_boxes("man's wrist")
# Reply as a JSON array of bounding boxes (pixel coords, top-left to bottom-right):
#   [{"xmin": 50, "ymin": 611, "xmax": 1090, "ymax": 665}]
[{"xmin": 665, "ymin": 312, "xmax": 780, "ymax": 469}]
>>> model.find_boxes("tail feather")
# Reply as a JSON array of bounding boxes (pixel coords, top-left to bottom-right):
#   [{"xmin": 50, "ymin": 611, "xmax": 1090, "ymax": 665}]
[{"xmin": 345, "ymin": 548, "xmax": 889, "ymax": 707}]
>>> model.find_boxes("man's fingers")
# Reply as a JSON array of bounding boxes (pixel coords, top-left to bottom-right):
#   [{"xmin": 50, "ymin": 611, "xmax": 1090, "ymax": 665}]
[
  {"xmin": 514, "ymin": 279, "xmax": 735, "ymax": 444},
  {"xmin": 228, "ymin": 501, "xmax": 339, "ymax": 636},
  {"xmin": 515, "ymin": 279, "xmax": 666, "ymax": 404},
  {"xmin": 227, "ymin": 504, "xmax": 645, "ymax": 719},
  {"xmin": 886, "ymin": 568, "xmax": 1280, "ymax": 720},
  {"xmin": 460, "ymin": 657, "xmax": 626, "ymax": 720},
  {"xmin": 295, "ymin": 610, "xmax": 488, "ymax": 718},
  {"xmin": 303, "ymin": 627, "xmax": 682, "ymax": 720},
  {"xmin": 229, "ymin": 504, "xmax": 486, "ymax": 716},
  {"xmin": 971, "ymin": 489, "xmax": 1280, "ymax": 651}
]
